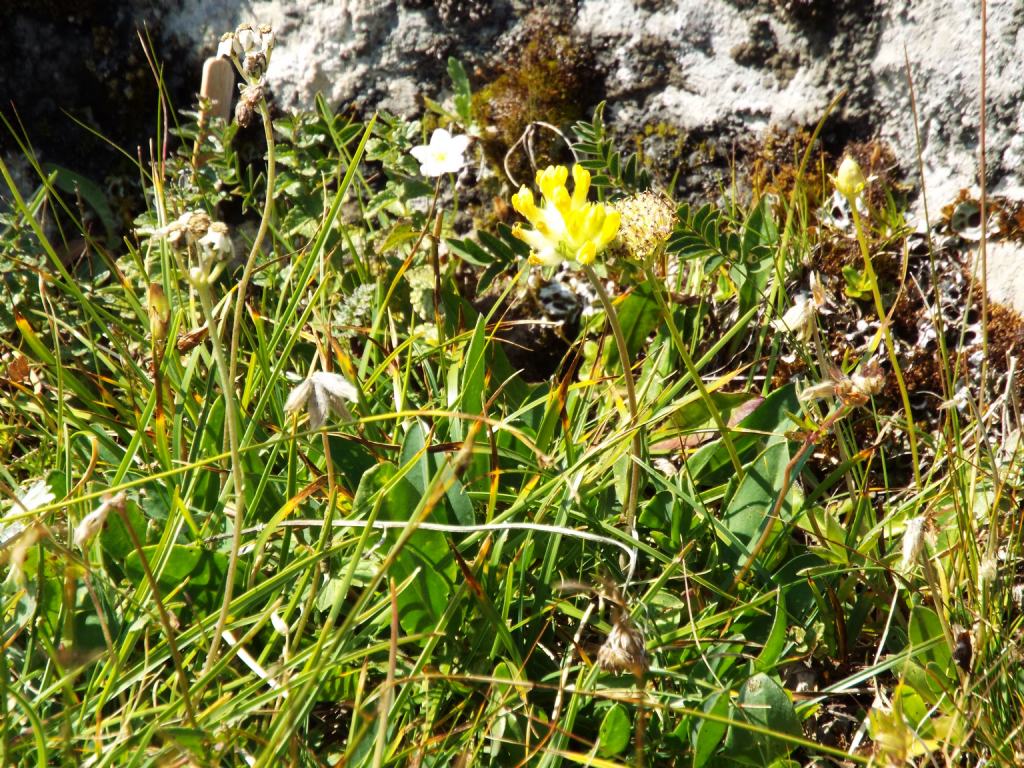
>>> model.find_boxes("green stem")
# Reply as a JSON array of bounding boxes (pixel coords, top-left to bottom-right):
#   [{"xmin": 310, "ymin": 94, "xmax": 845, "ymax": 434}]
[
  {"xmin": 196, "ymin": 279, "xmax": 245, "ymax": 672},
  {"xmin": 205, "ymin": 98, "xmax": 276, "ymax": 671},
  {"xmin": 642, "ymin": 262, "xmax": 745, "ymax": 481},
  {"xmin": 581, "ymin": 264, "xmax": 642, "ymax": 571},
  {"xmin": 848, "ymin": 202, "xmax": 921, "ymax": 488}
]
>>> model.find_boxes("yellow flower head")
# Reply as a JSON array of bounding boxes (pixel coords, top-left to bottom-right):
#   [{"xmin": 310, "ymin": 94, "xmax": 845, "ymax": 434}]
[
  {"xmin": 510, "ymin": 164, "xmax": 620, "ymax": 266},
  {"xmin": 834, "ymin": 155, "xmax": 867, "ymax": 200}
]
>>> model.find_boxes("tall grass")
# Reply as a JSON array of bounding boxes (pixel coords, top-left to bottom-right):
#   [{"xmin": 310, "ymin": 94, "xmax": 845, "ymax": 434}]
[{"xmin": 1, "ymin": 27, "xmax": 1022, "ymax": 768}]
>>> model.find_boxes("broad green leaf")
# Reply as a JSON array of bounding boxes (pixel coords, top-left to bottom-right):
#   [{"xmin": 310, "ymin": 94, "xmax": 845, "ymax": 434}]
[
  {"xmin": 720, "ymin": 440, "xmax": 793, "ymax": 570},
  {"xmin": 607, "ymin": 283, "xmax": 660, "ymax": 366},
  {"xmin": 447, "ymin": 57, "xmax": 472, "ymax": 123},
  {"xmin": 693, "ymin": 691, "xmax": 730, "ymax": 768},
  {"xmin": 598, "ymin": 704, "xmax": 631, "ymax": 757},
  {"xmin": 123, "ymin": 544, "xmax": 229, "ymax": 614},
  {"xmin": 724, "ymin": 673, "xmax": 802, "ymax": 765},
  {"xmin": 360, "ymin": 454, "xmax": 456, "ymax": 635}
]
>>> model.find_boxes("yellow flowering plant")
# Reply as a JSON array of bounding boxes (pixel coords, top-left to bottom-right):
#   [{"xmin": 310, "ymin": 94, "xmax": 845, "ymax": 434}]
[
  {"xmin": 510, "ymin": 163, "xmax": 643, "ymax": 573},
  {"xmin": 510, "ymin": 164, "xmax": 620, "ymax": 266}
]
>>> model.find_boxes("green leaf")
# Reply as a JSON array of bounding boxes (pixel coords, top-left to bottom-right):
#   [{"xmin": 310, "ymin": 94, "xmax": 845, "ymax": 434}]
[
  {"xmin": 598, "ymin": 704, "xmax": 631, "ymax": 757},
  {"xmin": 693, "ymin": 691, "xmax": 731, "ymax": 768},
  {"xmin": 842, "ymin": 264, "xmax": 872, "ymax": 299},
  {"xmin": 374, "ymin": 438, "xmax": 462, "ymax": 634},
  {"xmin": 123, "ymin": 545, "xmax": 230, "ymax": 614},
  {"xmin": 100, "ymin": 497, "xmax": 146, "ymax": 561},
  {"xmin": 687, "ymin": 384, "xmax": 798, "ymax": 483},
  {"xmin": 447, "ymin": 57, "xmax": 472, "ymax": 123},
  {"xmin": 720, "ymin": 440, "xmax": 793, "ymax": 570},
  {"xmin": 754, "ymin": 589, "xmax": 788, "ymax": 673},
  {"xmin": 724, "ymin": 673, "xmax": 802, "ymax": 765},
  {"xmin": 45, "ymin": 164, "xmax": 117, "ymax": 244},
  {"xmin": 460, "ymin": 316, "xmax": 488, "ymax": 415}
]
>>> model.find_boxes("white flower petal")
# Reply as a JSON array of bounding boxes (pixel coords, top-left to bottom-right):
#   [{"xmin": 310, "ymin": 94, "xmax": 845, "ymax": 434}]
[
  {"xmin": 74, "ymin": 507, "xmax": 108, "ymax": 549},
  {"xmin": 216, "ymin": 35, "xmax": 235, "ymax": 59},
  {"xmin": 270, "ymin": 611, "xmax": 289, "ymax": 637},
  {"xmin": 308, "ymin": 386, "xmax": 328, "ymax": 431},
  {"xmin": 410, "ymin": 128, "xmax": 469, "ymax": 177},
  {"xmin": 409, "ymin": 145, "xmax": 432, "ymax": 164},
  {"xmin": 447, "ymin": 133, "xmax": 470, "ymax": 155},
  {"xmin": 429, "ymin": 128, "xmax": 452, "ymax": 145},
  {"xmin": 284, "ymin": 379, "xmax": 311, "ymax": 414},
  {"xmin": 19, "ymin": 480, "xmax": 55, "ymax": 511},
  {"xmin": 310, "ymin": 371, "xmax": 358, "ymax": 402}
]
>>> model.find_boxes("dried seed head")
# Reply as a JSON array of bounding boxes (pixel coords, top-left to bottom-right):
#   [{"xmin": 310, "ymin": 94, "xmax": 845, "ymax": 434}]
[
  {"xmin": 612, "ymin": 191, "xmax": 677, "ymax": 260},
  {"xmin": 235, "ymin": 99, "xmax": 255, "ymax": 128},
  {"xmin": 242, "ymin": 51, "xmax": 267, "ymax": 79},
  {"xmin": 284, "ymin": 370, "xmax": 359, "ymax": 431},
  {"xmin": 597, "ymin": 607, "xmax": 648, "ymax": 678},
  {"xmin": 850, "ymin": 359, "xmax": 885, "ymax": 399}
]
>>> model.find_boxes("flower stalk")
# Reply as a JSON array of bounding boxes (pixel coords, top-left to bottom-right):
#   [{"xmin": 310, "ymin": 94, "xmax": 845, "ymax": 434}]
[{"xmin": 838, "ymin": 156, "xmax": 921, "ymax": 488}]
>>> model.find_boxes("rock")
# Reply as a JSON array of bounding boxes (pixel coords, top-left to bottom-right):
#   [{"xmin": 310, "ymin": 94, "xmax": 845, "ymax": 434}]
[{"xmin": 3, "ymin": 0, "xmax": 1021, "ymax": 217}]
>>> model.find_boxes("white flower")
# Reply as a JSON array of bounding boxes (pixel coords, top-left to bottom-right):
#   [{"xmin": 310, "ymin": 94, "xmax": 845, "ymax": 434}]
[
  {"xmin": 899, "ymin": 516, "xmax": 927, "ymax": 574},
  {"xmin": 1, "ymin": 480, "xmax": 54, "ymax": 549},
  {"xmin": 17, "ymin": 480, "xmax": 55, "ymax": 512},
  {"xmin": 216, "ymin": 34, "xmax": 235, "ymax": 59},
  {"xmin": 270, "ymin": 610, "xmax": 289, "ymax": 637},
  {"xmin": 199, "ymin": 222, "xmax": 233, "ymax": 261},
  {"xmin": 410, "ymin": 128, "xmax": 470, "ymax": 177},
  {"xmin": 236, "ymin": 24, "xmax": 257, "ymax": 54},
  {"xmin": 771, "ymin": 294, "xmax": 816, "ymax": 342},
  {"xmin": 74, "ymin": 492, "xmax": 125, "ymax": 549},
  {"xmin": 284, "ymin": 371, "xmax": 358, "ymax": 431}
]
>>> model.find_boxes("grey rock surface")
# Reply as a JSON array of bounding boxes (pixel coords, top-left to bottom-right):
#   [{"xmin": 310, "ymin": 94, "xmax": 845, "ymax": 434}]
[
  {"xmin": 157, "ymin": 0, "xmax": 1020, "ymax": 209},
  {"xmin": 3, "ymin": 1, "xmax": 1019, "ymax": 212}
]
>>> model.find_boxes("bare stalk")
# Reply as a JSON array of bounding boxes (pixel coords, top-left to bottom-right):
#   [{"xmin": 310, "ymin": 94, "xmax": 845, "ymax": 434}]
[
  {"xmin": 581, "ymin": 264, "xmax": 642, "ymax": 579},
  {"xmin": 206, "ymin": 98, "xmax": 277, "ymax": 670}
]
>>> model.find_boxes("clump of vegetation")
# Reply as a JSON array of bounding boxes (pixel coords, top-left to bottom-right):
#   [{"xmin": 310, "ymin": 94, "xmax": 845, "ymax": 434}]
[
  {"xmin": 3, "ymin": 22, "xmax": 1024, "ymax": 768},
  {"xmin": 471, "ymin": 10, "xmax": 602, "ymax": 179}
]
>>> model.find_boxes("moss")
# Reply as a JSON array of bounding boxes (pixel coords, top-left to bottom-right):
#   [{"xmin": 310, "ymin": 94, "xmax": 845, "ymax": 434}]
[{"xmin": 471, "ymin": 12, "xmax": 602, "ymax": 182}]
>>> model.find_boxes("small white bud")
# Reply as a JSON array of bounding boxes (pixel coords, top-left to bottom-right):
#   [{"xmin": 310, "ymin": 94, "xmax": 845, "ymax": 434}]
[
  {"xmin": 74, "ymin": 492, "xmax": 126, "ymax": 549},
  {"xmin": 899, "ymin": 516, "xmax": 926, "ymax": 574}
]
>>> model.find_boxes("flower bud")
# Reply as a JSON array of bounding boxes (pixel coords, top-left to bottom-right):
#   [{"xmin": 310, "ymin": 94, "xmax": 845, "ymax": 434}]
[
  {"xmin": 835, "ymin": 155, "xmax": 867, "ymax": 200},
  {"xmin": 147, "ymin": 283, "xmax": 171, "ymax": 344},
  {"xmin": 899, "ymin": 516, "xmax": 926, "ymax": 573},
  {"xmin": 74, "ymin": 492, "xmax": 125, "ymax": 549}
]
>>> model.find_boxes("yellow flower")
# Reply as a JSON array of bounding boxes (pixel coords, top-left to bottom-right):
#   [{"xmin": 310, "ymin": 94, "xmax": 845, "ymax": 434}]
[
  {"xmin": 834, "ymin": 155, "xmax": 867, "ymax": 200},
  {"xmin": 510, "ymin": 165, "xmax": 620, "ymax": 266}
]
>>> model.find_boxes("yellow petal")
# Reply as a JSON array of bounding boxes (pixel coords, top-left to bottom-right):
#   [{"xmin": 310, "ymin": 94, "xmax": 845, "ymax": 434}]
[
  {"xmin": 598, "ymin": 209, "xmax": 621, "ymax": 247},
  {"xmin": 571, "ymin": 165, "xmax": 591, "ymax": 208},
  {"xmin": 552, "ymin": 186, "xmax": 572, "ymax": 217},
  {"xmin": 576, "ymin": 241, "xmax": 597, "ymax": 265},
  {"xmin": 538, "ymin": 165, "xmax": 568, "ymax": 202},
  {"xmin": 511, "ymin": 187, "xmax": 536, "ymax": 217}
]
